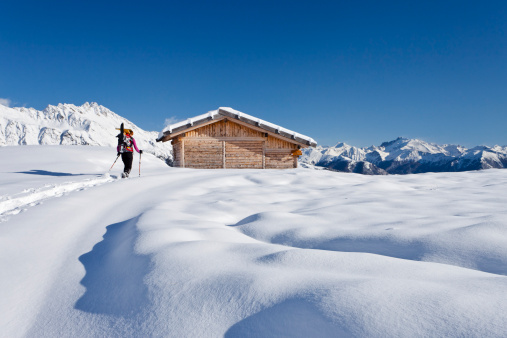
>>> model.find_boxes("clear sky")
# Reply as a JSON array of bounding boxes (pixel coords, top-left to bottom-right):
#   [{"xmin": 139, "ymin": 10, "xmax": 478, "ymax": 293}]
[{"xmin": 1, "ymin": 0, "xmax": 506, "ymax": 147}]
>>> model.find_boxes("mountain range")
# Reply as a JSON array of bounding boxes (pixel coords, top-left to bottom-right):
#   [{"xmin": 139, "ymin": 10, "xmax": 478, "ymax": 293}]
[
  {"xmin": 2, "ymin": 102, "xmax": 506, "ymax": 175},
  {"xmin": 300, "ymin": 137, "xmax": 507, "ymax": 174},
  {"xmin": 0, "ymin": 102, "xmax": 173, "ymax": 164}
]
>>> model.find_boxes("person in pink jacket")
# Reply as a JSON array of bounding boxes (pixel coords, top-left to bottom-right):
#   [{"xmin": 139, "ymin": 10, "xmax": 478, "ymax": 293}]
[{"xmin": 117, "ymin": 129, "xmax": 142, "ymax": 178}]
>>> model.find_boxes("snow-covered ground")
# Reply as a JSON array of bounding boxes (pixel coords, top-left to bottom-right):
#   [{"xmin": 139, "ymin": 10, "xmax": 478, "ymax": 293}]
[{"xmin": 1, "ymin": 146, "xmax": 507, "ymax": 337}]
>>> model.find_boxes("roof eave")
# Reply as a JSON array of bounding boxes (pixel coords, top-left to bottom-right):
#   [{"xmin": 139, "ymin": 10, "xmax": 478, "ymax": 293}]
[
  {"xmin": 157, "ymin": 109, "xmax": 317, "ymax": 147},
  {"xmin": 156, "ymin": 115, "xmax": 224, "ymax": 142}
]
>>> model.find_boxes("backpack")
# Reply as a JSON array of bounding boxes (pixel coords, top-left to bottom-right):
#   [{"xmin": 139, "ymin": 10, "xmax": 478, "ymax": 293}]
[
  {"xmin": 116, "ymin": 123, "xmax": 134, "ymax": 153},
  {"xmin": 120, "ymin": 135, "xmax": 134, "ymax": 153}
]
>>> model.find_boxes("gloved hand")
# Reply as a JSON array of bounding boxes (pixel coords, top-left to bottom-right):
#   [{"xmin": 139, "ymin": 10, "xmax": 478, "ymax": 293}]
[
  {"xmin": 140, "ymin": 150, "xmax": 143, "ymax": 154},
  {"xmin": 117, "ymin": 152, "xmax": 120, "ymax": 156}
]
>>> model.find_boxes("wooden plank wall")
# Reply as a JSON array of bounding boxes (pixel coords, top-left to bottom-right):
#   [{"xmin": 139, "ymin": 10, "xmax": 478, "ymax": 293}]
[
  {"xmin": 265, "ymin": 152, "xmax": 295, "ymax": 169},
  {"xmin": 172, "ymin": 120, "xmax": 301, "ymax": 169},
  {"xmin": 185, "ymin": 139, "xmax": 223, "ymax": 169},
  {"xmin": 226, "ymin": 120, "xmax": 265, "ymax": 138},
  {"xmin": 266, "ymin": 136, "xmax": 293, "ymax": 149},
  {"xmin": 186, "ymin": 120, "xmax": 227, "ymax": 138},
  {"xmin": 226, "ymin": 141, "xmax": 263, "ymax": 169},
  {"xmin": 265, "ymin": 135, "xmax": 297, "ymax": 169},
  {"xmin": 185, "ymin": 120, "xmax": 265, "ymax": 138}
]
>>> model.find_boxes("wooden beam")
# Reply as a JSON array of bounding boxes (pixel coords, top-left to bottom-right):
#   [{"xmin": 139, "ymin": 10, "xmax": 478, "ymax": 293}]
[
  {"xmin": 184, "ymin": 137, "xmax": 267, "ymax": 142},
  {"xmin": 262, "ymin": 141, "xmax": 266, "ymax": 169},
  {"xmin": 265, "ymin": 148, "xmax": 295, "ymax": 153},
  {"xmin": 181, "ymin": 139, "xmax": 185, "ymax": 168},
  {"xmin": 222, "ymin": 140, "xmax": 226, "ymax": 169}
]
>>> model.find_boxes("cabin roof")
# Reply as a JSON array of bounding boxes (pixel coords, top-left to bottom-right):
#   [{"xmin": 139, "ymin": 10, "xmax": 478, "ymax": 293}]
[{"xmin": 157, "ymin": 107, "xmax": 317, "ymax": 147}]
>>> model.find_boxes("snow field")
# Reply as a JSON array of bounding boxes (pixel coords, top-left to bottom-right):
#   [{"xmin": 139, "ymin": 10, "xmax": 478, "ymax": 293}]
[{"xmin": 1, "ymin": 146, "xmax": 507, "ymax": 337}]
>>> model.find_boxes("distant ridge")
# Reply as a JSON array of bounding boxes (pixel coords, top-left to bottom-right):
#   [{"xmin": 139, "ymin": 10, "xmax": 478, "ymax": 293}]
[
  {"xmin": 0, "ymin": 102, "xmax": 173, "ymax": 164},
  {"xmin": 300, "ymin": 137, "xmax": 507, "ymax": 175}
]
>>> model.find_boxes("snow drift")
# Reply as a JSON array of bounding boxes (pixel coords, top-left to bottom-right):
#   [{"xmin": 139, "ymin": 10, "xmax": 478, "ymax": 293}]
[{"xmin": 1, "ymin": 146, "xmax": 507, "ymax": 337}]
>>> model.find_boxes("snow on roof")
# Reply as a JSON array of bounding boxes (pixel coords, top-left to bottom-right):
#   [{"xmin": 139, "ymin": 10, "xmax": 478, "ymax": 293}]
[{"xmin": 159, "ymin": 107, "xmax": 317, "ymax": 146}]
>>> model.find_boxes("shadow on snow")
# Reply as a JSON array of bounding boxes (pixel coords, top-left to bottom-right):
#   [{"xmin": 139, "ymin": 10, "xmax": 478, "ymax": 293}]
[
  {"xmin": 14, "ymin": 170, "xmax": 88, "ymax": 177},
  {"xmin": 225, "ymin": 298, "xmax": 351, "ymax": 338},
  {"xmin": 75, "ymin": 216, "xmax": 151, "ymax": 317},
  {"xmin": 230, "ymin": 213, "xmax": 507, "ymax": 276}
]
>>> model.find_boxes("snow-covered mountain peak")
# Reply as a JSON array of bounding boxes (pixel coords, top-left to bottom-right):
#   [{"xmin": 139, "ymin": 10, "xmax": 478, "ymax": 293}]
[
  {"xmin": 379, "ymin": 137, "xmax": 407, "ymax": 148},
  {"xmin": 333, "ymin": 142, "xmax": 350, "ymax": 148},
  {"xmin": 380, "ymin": 137, "xmax": 437, "ymax": 153},
  {"xmin": 442, "ymin": 144, "xmax": 467, "ymax": 157},
  {"xmin": 41, "ymin": 102, "xmax": 113, "ymax": 118},
  {"xmin": 0, "ymin": 102, "xmax": 173, "ymax": 164},
  {"xmin": 324, "ymin": 142, "xmax": 365, "ymax": 161}
]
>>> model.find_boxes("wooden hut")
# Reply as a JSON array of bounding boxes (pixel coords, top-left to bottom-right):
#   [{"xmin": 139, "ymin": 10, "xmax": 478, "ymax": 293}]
[{"xmin": 156, "ymin": 107, "xmax": 317, "ymax": 169}]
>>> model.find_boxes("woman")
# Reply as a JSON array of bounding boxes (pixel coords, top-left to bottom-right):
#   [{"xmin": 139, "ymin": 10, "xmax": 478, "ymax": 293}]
[{"xmin": 117, "ymin": 129, "xmax": 143, "ymax": 178}]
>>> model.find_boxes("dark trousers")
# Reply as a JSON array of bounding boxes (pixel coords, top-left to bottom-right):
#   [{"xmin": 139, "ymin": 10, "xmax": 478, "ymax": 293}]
[{"xmin": 121, "ymin": 152, "xmax": 133, "ymax": 174}]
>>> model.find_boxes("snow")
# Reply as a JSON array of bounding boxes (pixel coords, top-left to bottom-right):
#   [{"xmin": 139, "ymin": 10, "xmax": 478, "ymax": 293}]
[{"xmin": 1, "ymin": 146, "xmax": 507, "ymax": 337}]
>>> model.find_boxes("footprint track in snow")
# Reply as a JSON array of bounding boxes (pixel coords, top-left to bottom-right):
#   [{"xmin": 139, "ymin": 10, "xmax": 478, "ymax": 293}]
[{"xmin": 0, "ymin": 175, "xmax": 118, "ymax": 221}]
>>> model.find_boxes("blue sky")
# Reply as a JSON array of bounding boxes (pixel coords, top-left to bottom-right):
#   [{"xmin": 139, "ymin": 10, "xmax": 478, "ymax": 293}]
[{"xmin": 1, "ymin": 1, "xmax": 506, "ymax": 147}]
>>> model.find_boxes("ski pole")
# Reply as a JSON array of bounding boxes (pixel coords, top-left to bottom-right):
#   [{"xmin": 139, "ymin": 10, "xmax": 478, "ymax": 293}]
[
  {"xmin": 109, "ymin": 154, "xmax": 120, "ymax": 171},
  {"xmin": 139, "ymin": 152, "xmax": 142, "ymax": 177}
]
